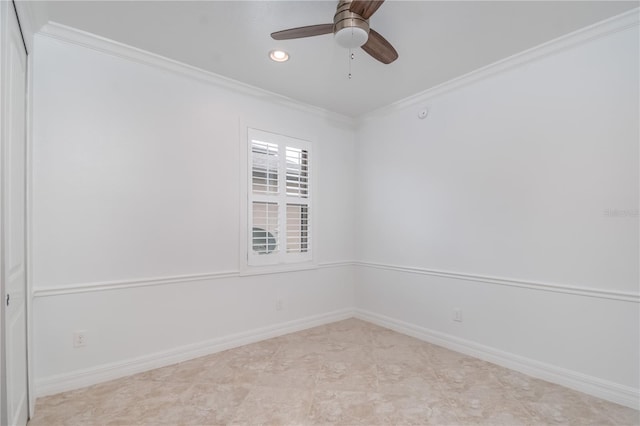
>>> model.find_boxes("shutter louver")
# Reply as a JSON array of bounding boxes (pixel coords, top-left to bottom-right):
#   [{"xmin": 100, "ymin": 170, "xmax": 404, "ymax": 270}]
[
  {"xmin": 252, "ymin": 202, "xmax": 279, "ymax": 254},
  {"xmin": 286, "ymin": 204, "xmax": 309, "ymax": 253},
  {"xmin": 252, "ymin": 140, "xmax": 279, "ymax": 195},
  {"xmin": 286, "ymin": 147, "xmax": 309, "ymax": 197}
]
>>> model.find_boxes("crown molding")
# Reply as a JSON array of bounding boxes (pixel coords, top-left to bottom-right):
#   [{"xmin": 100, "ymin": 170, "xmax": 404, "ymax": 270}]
[
  {"xmin": 36, "ymin": 22, "xmax": 355, "ymax": 128},
  {"xmin": 357, "ymin": 7, "xmax": 640, "ymax": 124},
  {"xmin": 34, "ymin": 7, "xmax": 638, "ymax": 126}
]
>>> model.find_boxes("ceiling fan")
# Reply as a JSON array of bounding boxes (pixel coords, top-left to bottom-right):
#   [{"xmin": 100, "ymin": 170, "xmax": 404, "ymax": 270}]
[{"xmin": 271, "ymin": 0, "xmax": 398, "ymax": 64}]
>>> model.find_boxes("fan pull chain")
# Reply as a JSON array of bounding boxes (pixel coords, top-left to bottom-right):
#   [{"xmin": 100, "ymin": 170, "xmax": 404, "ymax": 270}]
[
  {"xmin": 348, "ymin": 50, "xmax": 354, "ymax": 79},
  {"xmin": 348, "ymin": 27, "xmax": 353, "ymax": 79}
]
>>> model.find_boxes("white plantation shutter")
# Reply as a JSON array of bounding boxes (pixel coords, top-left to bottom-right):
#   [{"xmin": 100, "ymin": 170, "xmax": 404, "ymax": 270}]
[
  {"xmin": 252, "ymin": 140, "xmax": 279, "ymax": 195},
  {"xmin": 252, "ymin": 202, "xmax": 279, "ymax": 254},
  {"xmin": 286, "ymin": 204, "xmax": 309, "ymax": 253},
  {"xmin": 285, "ymin": 147, "xmax": 309, "ymax": 198},
  {"xmin": 248, "ymin": 129, "xmax": 311, "ymax": 265}
]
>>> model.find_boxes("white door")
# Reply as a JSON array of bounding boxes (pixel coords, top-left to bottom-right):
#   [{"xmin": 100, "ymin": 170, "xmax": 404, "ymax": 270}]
[{"xmin": 1, "ymin": 1, "xmax": 28, "ymax": 425}]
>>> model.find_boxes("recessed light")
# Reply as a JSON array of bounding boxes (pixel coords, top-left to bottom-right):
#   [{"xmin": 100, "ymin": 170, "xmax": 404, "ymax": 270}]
[{"xmin": 269, "ymin": 50, "xmax": 289, "ymax": 62}]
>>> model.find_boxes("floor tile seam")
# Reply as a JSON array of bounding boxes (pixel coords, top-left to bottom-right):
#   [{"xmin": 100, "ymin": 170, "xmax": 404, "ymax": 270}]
[
  {"xmin": 224, "ymin": 384, "xmax": 266, "ymax": 425},
  {"xmin": 599, "ymin": 407, "xmax": 639, "ymax": 426},
  {"xmin": 367, "ymin": 328, "xmax": 376, "ymax": 349},
  {"xmin": 426, "ymin": 361, "xmax": 454, "ymax": 398},
  {"xmin": 267, "ymin": 340, "xmax": 286, "ymax": 362},
  {"xmin": 512, "ymin": 397, "xmax": 548, "ymax": 424},
  {"xmin": 430, "ymin": 377, "xmax": 488, "ymax": 424},
  {"xmin": 485, "ymin": 370, "xmax": 542, "ymax": 416},
  {"xmin": 519, "ymin": 403, "xmax": 579, "ymax": 426},
  {"xmin": 577, "ymin": 402, "xmax": 626, "ymax": 425},
  {"xmin": 301, "ymin": 381, "xmax": 320, "ymax": 423},
  {"xmin": 230, "ymin": 382, "xmax": 317, "ymax": 425},
  {"xmin": 425, "ymin": 375, "xmax": 463, "ymax": 409},
  {"xmin": 309, "ymin": 354, "xmax": 322, "ymax": 392},
  {"xmin": 206, "ymin": 354, "xmax": 235, "ymax": 373},
  {"xmin": 373, "ymin": 358, "xmax": 381, "ymax": 393},
  {"xmin": 496, "ymin": 386, "xmax": 542, "ymax": 421}
]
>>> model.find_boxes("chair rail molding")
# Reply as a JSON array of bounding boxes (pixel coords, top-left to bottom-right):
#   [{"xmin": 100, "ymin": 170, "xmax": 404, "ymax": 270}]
[
  {"xmin": 355, "ymin": 261, "xmax": 640, "ymax": 303},
  {"xmin": 31, "ymin": 261, "xmax": 356, "ymax": 297}
]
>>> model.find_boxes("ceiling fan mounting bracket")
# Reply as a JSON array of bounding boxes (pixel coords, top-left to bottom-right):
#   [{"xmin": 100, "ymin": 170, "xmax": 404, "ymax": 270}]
[{"xmin": 334, "ymin": 0, "xmax": 370, "ymax": 36}]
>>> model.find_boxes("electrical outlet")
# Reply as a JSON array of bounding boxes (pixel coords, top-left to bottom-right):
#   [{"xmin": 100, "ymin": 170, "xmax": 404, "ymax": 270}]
[
  {"xmin": 73, "ymin": 331, "xmax": 87, "ymax": 348},
  {"xmin": 453, "ymin": 308, "xmax": 462, "ymax": 322},
  {"xmin": 276, "ymin": 299, "xmax": 284, "ymax": 311}
]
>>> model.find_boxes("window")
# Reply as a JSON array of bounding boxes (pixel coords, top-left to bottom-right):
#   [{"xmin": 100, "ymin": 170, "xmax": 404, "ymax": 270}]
[{"xmin": 247, "ymin": 128, "xmax": 311, "ymax": 266}]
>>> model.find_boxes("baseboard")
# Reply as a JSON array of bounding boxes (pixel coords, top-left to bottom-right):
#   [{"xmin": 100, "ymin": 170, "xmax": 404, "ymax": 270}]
[
  {"xmin": 34, "ymin": 307, "xmax": 639, "ymax": 411},
  {"xmin": 35, "ymin": 308, "xmax": 354, "ymax": 397},
  {"xmin": 355, "ymin": 309, "xmax": 640, "ymax": 410}
]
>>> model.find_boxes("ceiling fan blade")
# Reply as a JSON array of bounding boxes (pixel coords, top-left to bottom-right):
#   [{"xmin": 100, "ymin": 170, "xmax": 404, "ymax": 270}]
[
  {"xmin": 349, "ymin": 0, "xmax": 385, "ymax": 19},
  {"xmin": 361, "ymin": 28, "xmax": 398, "ymax": 64},
  {"xmin": 271, "ymin": 23, "xmax": 334, "ymax": 40}
]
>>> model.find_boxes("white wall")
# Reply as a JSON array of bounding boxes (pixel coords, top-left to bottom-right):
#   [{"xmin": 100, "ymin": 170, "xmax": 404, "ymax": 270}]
[
  {"xmin": 31, "ymin": 34, "xmax": 356, "ymax": 393},
  {"xmin": 31, "ymin": 14, "xmax": 639, "ymax": 410},
  {"xmin": 354, "ymin": 24, "xmax": 639, "ymax": 406}
]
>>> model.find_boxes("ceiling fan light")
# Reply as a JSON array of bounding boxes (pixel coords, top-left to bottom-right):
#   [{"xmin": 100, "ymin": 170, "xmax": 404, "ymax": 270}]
[{"xmin": 335, "ymin": 26, "xmax": 368, "ymax": 48}]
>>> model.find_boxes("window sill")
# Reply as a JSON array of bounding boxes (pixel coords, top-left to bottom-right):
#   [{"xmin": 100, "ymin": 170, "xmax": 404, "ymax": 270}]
[{"xmin": 239, "ymin": 262, "xmax": 317, "ymax": 277}]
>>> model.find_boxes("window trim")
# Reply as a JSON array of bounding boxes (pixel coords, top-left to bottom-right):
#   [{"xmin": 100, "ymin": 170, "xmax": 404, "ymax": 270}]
[{"xmin": 241, "ymin": 127, "xmax": 315, "ymax": 273}]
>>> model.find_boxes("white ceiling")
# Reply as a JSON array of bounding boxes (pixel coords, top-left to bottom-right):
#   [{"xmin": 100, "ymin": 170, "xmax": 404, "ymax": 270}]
[{"xmin": 29, "ymin": 1, "xmax": 637, "ymax": 117}]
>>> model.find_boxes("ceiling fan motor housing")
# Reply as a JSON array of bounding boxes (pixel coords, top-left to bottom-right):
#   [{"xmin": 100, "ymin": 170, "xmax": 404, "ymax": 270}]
[{"xmin": 334, "ymin": 0, "xmax": 370, "ymax": 48}]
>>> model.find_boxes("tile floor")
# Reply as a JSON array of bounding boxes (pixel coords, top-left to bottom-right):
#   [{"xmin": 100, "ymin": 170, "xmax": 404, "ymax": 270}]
[{"xmin": 28, "ymin": 319, "xmax": 639, "ymax": 425}]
